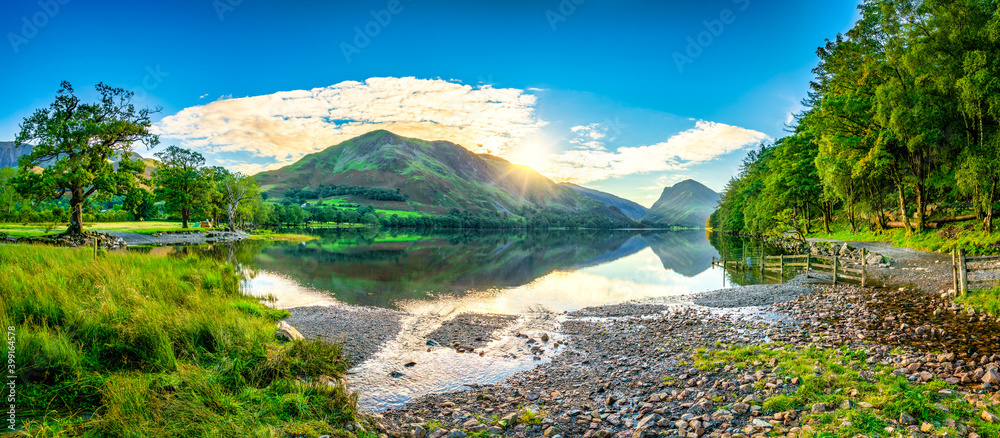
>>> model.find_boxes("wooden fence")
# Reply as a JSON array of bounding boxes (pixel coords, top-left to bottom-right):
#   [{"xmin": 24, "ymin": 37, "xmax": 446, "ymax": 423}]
[
  {"xmin": 952, "ymin": 248, "xmax": 1000, "ymax": 295},
  {"xmin": 712, "ymin": 247, "xmax": 870, "ymax": 287}
]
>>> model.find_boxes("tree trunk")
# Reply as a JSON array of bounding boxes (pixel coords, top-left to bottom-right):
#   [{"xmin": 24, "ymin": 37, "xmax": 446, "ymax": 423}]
[
  {"xmin": 227, "ymin": 206, "xmax": 237, "ymax": 232},
  {"xmin": 914, "ymin": 181, "xmax": 926, "ymax": 233},
  {"xmin": 802, "ymin": 203, "xmax": 811, "ymax": 235},
  {"xmin": 986, "ymin": 178, "xmax": 997, "ymax": 233},
  {"xmin": 67, "ymin": 187, "xmax": 84, "ymax": 235},
  {"xmin": 896, "ymin": 183, "xmax": 913, "ymax": 236},
  {"xmin": 822, "ymin": 201, "xmax": 832, "ymax": 234}
]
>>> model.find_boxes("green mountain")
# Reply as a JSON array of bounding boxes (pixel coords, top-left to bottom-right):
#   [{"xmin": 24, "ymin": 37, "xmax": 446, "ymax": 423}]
[
  {"xmin": 559, "ymin": 183, "xmax": 649, "ymax": 220},
  {"xmin": 641, "ymin": 179, "xmax": 719, "ymax": 227},
  {"xmin": 255, "ymin": 130, "xmax": 633, "ymax": 223}
]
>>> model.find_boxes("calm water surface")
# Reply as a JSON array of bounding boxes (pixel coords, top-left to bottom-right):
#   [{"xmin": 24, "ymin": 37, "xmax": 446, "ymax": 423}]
[{"xmin": 204, "ymin": 229, "xmax": 778, "ymax": 410}]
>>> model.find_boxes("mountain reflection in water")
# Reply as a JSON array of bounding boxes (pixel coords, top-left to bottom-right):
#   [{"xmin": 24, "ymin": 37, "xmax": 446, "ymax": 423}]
[{"xmin": 185, "ymin": 229, "xmax": 777, "ymax": 312}]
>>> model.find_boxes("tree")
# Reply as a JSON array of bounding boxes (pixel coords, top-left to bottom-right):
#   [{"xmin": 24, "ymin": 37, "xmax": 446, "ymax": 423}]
[
  {"xmin": 219, "ymin": 172, "xmax": 260, "ymax": 230},
  {"xmin": 123, "ymin": 187, "xmax": 156, "ymax": 221},
  {"xmin": 153, "ymin": 146, "xmax": 212, "ymax": 228},
  {"xmin": 12, "ymin": 82, "xmax": 158, "ymax": 234},
  {"xmin": 0, "ymin": 167, "xmax": 22, "ymax": 220}
]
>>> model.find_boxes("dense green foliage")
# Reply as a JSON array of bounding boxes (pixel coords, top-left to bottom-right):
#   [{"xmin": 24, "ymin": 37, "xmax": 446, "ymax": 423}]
[
  {"xmin": 1, "ymin": 244, "xmax": 361, "ymax": 437},
  {"xmin": 712, "ymin": 0, "xmax": 1000, "ymax": 241},
  {"xmin": 11, "ymin": 81, "xmax": 158, "ymax": 234},
  {"xmin": 284, "ymin": 184, "xmax": 407, "ymax": 203}
]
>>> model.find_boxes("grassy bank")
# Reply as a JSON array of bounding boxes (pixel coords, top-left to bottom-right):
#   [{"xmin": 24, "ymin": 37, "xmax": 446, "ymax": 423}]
[
  {"xmin": 1, "ymin": 244, "xmax": 365, "ymax": 437},
  {"xmin": 0, "ymin": 221, "xmax": 217, "ymax": 238},
  {"xmin": 807, "ymin": 222, "xmax": 1000, "ymax": 255},
  {"xmin": 957, "ymin": 287, "xmax": 1000, "ymax": 318},
  {"xmin": 696, "ymin": 344, "xmax": 999, "ymax": 437}
]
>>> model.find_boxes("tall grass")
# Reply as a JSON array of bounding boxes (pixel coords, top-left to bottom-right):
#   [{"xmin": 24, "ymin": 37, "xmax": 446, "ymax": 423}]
[{"xmin": 1, "ymin": 244, "xmax": 361, "ymax": 437}]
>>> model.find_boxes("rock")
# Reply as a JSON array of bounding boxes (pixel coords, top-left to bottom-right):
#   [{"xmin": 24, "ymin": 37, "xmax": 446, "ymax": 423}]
[
  {"xmin": 751, "ymin": 418, "xmax": 772, "ymax": 428},
  {"xmin": 404, "ymin": 360, "xmax": 417, "ymax": 367},
  {"xmin": 731, "ymin": 403, "xmax": 749, "ymax": 414},
  {"xmin": 446, "ymin": 430, "xmax": 466, "ymax": 438},
  {"xmin": 983, "ymin": 410, "xmax": 1000, "ymax": 423},
  {"xmin": 410, "ymin": 425, "xmax": 427, "ymax": 438},
  {"xmin": 636, "ymin": 414, "xmax": 661, "ymax": 429},
  {"xmin": 899, "ymin": 412, "xmax": 917, "ymax": 425},
  {"xmin": 811, "ymin": 403, "xmax": 826, "ymax": 414},
  {"xmin": 543, "ymin": 426, "xmax": 558, "ymax": 436},
  {"xmin": 276, "ymin": 321, "xmax": 304, "ymax": 341},
  {"xmin": 920, "ymin": 422, "xmax": 933, "ymax": 432},
  {"xmin": 605, "ymin": 395, "xmax": 617, "ymax": 405},
  {"xmin": 983, "ymin": 369, "xmax": 1000, "ymax": 385},
  {"xmin": 541, "ymin": 333, "xmax": 550, "ymax": 342}
]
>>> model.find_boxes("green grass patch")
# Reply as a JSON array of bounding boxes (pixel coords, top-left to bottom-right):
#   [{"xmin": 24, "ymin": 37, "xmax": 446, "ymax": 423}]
[
  {"xmin": 808, "ymin": 222, "xmax": 1000, "ymax": 255},
  {"xmin": 956, "ymin": 287, "xmax": 1000, "ymax": 317},
  {"xmin": 0, "ymin": 221, "xmax": 216, "ymax": 238},
  {"xmin": 696, "ymin": 344, "xmax": 999, "ymax": 437},
  {"xmin": 2, "ymin": 244, "xmax": 363, "ymax": 437}
]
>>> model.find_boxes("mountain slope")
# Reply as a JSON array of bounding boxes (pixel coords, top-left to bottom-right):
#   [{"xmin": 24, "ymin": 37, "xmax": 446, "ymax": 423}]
[
  {"xmin": 559, "ymin": 183, "xmax": 649, "ymax": 220},
  {"xmin": 0, "ymin": 142, "xmax": 33, "ymax": 168},
  {"xmin": 641, "ymin": 179, "xmax": 719, "ymax": 227},
  {"xmin": 256, "ymin": 130, "xmax": 633, "ymax": 223}
]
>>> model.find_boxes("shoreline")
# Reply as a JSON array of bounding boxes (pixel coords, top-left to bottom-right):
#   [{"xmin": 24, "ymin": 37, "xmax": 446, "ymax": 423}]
[{"xmin": 275, "ymin": 239, "xmax": 1000, "ymax": 437}]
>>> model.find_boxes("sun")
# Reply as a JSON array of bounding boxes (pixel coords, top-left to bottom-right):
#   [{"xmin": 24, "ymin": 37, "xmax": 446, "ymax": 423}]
[{"xmin": 507, "ymin": 138, "xmax": 554, "ymax": 171}]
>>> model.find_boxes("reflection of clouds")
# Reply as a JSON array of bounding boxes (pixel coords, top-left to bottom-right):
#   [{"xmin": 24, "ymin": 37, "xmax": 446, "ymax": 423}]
[
  {"xmin": 244, "ymin": 270, "xmax": 340, "ymax": 308},
  {"xmin": 397, "ymin": 248, "xmax": 725, "ymax": 315}
]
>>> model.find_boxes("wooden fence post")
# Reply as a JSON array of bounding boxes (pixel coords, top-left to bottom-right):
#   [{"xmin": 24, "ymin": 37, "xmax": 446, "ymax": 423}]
[
  {"xmin": 780, "ymin": 254, "xmax": 785, "ymax": 277},
  {"xmin": 952, "ymin": 248, "xmax": 959, "ymax": 294},
  {"xmin": 958, "ymin": 248, "xmax": 968, "ymax": 296},
  {"xmin": 861, "ymin": 248, "xmax": 867, "ymax": 288},
  {"xmin": 93, "ymin": 237, "xmax": 97, "ymax": 260},
  {"xmin": 805, "ymin": 254, "xmax": 811, "ymax": 278},
  {"xmin": 833, "ymin": 255, "xmax": 839, "ymax": 286}
]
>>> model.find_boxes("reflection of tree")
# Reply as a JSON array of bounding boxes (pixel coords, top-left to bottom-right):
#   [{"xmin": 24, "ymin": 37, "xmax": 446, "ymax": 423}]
[
  {"xmin": 705, "ymin": 232, "xmax": 787, "ymax": 287},
  {"xmin": 642, "ymin": 231, "xmax": 720, "ymax": 277},
  {"xmin": 245, "ymin": 229, "xmax": 640, "ymax": 307}
]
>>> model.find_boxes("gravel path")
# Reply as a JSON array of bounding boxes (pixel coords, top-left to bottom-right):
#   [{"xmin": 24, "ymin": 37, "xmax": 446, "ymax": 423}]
[
  {"xmin": 105, "ymin": 230, "xmax": 248, "ymax": 246},
  {"xmin": 286, "ymin": 305, "xmax": 404, "ymax": 364},
  {"xmin": 808, "ymin": 238, "xmax": 954, "ymax": 293}
]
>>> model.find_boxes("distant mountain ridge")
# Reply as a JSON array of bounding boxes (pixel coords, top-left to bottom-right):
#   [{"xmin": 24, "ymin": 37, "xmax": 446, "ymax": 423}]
[
  {"xmin": 641, "ymin": 179, "xmax": 719, "ymax": 228},
  {"xmin": 0, "ymin": 141, "xmax": 151, "ymax": 171},
  {"xmin": 559, "ymin": 183, "xmax": 649, "ymax": 220},
  {"xmin": 255, "ymin": 130, "xmax": 634, "ymax": 224},
  {"xmin": 0, "ymin": 142, "xmax": 32, "ymax": 168}
]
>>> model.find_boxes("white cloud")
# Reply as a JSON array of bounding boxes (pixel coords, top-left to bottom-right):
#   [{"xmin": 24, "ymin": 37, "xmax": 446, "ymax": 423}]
[
  {"xmin": 568, "ymin": 123, "xmax": 610, "ymax": 151},
  {"xmin": 538, "ymin": 121, "xmax": 768, "ymax": 183},
  {"xmin": 154, "ymin": 77, "xmax": 546, "ymax": 170}
]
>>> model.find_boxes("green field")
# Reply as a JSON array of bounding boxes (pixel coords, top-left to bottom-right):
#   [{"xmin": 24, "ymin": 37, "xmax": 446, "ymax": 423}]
[{"xmin": 0, "ymin": 221, "xmax": 215, "ymax": 238}]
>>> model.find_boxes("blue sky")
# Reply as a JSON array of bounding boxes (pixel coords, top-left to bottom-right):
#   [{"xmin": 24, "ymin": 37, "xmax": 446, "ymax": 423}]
[{"xmin": 0, "ymin": 0, "xmax": 859, "ymax": 206}]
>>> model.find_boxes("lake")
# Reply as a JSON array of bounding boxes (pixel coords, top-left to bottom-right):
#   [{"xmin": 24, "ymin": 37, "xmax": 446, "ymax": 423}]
[{"xmin": 176, "ymin": 229, "xmax": 780, "ymax": 410}]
